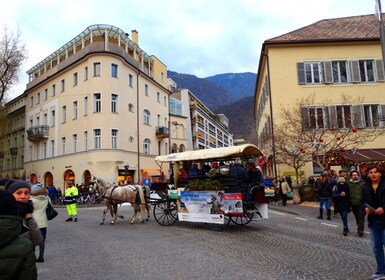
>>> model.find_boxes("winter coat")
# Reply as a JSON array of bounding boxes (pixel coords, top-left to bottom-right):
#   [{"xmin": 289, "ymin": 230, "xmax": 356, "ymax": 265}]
[
  {"xmin": 0, "ymin": 215, "xmax": 37, "ymax": 280},
  {"xmin": 30, "ymin": 189, "xmax": 49, "ymax": 229},
  {"xmin": 348, "ymin": 179, "xmax": 364, "ymax": 206},
  {"xmin": 361, "ymin": 176, "xmax": 385, "ymax": 228},
  {"xmin": 332, "ymin": 182, "xmax": 350, "ymax": 212},
  {"xmin": 315, "ymin": 179, "xmax": 333, "ymax": 199},
  {"xmin": 280, "ymin": 181, "xmax": 291, "ymax": 195}
]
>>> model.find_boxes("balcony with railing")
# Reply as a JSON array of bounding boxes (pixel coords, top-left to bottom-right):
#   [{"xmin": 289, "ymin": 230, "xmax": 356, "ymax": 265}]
[
  {"xmin": 155, "ymin": 126, "xmax": 169, "ymax": 138},
  {"xmin": 27, "ymin": 125, "xmax": 49, "ymax": 142}
]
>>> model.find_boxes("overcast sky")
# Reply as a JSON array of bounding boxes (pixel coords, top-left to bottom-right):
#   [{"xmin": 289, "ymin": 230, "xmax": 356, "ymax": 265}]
[{"xmin": 0, "ymin": 0, "xmax": 377, "ymax": 100}]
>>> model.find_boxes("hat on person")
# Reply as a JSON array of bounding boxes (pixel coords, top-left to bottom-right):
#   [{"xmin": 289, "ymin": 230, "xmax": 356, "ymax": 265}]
[
  {"xmin": 0, "ymin": 189, "xmax": 18, "ymax": 216},
  {"xmin": 7, "ymin": 179, "xmax": 31, "ymax": 194},
  {"xmin": 338, "ymin": 177, "xmax": 346, "ymax": 183},
  {"xmin": 31, "ymin": 182, "xmax": 43, "ymax": 192}
]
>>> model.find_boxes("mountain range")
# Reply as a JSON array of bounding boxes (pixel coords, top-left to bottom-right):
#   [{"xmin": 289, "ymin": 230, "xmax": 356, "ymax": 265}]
[{"xmin": 167, "ymin": 71, "xmax": 257, "ymax": 144}]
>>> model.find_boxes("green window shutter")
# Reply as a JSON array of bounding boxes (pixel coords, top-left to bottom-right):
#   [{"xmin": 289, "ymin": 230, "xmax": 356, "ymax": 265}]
[
  {"xmin": 297, "ymin": 62, "xmax": 305, "ymax": 85},
  {"xmin": 376, "ymin": 60, "xmax": 385, "ymax": 81}
]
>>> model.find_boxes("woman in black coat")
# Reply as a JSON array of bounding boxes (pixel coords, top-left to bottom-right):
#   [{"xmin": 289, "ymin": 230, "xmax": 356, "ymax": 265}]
[{"xmin": 333, "ymin": 177, "xmax": 350, "ymax": 236}]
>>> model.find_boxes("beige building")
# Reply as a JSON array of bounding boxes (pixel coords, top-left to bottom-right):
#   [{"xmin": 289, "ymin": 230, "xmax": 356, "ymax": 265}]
[
  {"xmin": 254, "ymin": 14, "xmax": 385, "ymax": 179},
  {"xmin": 21, "ymin": 24, "xmax": 170, "ymax": 191},
  {"xmin": 0, "ymin": 96, "xmax": 26, "ymax": 179}
]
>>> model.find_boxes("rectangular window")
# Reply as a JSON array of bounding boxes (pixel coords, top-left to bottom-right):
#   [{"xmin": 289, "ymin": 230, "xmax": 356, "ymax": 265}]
[
  {"xmin": 308, "ymin": 107, "xmax": 326, "ymax": 129},
  {"xmin": 111, "ymin": 63, "xmax": 118, "ymax": 78},
  {"xmin": 73, "ymin": 134, "xmax": 77, "ymax": 153},
  {"xmin": 84, "ymin": 66, "xmax": 88, "ymax": 81},
  {"xmin": 111, "ymin": 129, "xmax": 118, "ymax": 149},
  {"xmin": 164, "ymin": 96, "xmax": 167, "ymax": 107},
  {"xmin": 129, "ymin": 74, "xmax": 133, "ymax": 87},
  {"xmin": 44, "ymin": 88, "xmax": 48, "ymax": 101},
  {"xmin": 145, "ymin": 84, "xmax": 149, "ymax": 96},
  {"xmin": 332, "ymin": 61, "xmax": 348, "ymax": 83},
  {"xmin": 84, "ymin": 96, "xmax": 88, "ymax": 116},
  {"xmin": 84, "ymin": 131, "xmax": 88, "ymax": 151},
  {"xmin": 111, "ymin": 94, "xmax": 118, "ymax": 113},
  {"xmin": 30, "ymin": 96, "xmax": 33, "ymax": 108},
  {"xmin": 43, "ymin": 113, "xmax": 48, "ymax": 125},
  {"xmin": 43, "ymin": 142, "xmax": 47, "ymax": 159},
  {"xmin": 73, "ymin": 72, "xmax": 78, "ymax": 86},
  {"xmin": 51, "ymin": 110, "xmax": 56, "ymax": 126},
  {"xmin": 93, "ymin": 62, "xmax": 101, "ymax": 77},
  {"xmin": 51, "ymin": 140, "xmax": 55, "ymax": 157},
  {"xmin": 157, "ymin": 92, "xmax": 160, "ymax": 103},
  {"xmin": 359, "ymin": 60, "xmax": 375, "ymax": 82},
  {"xmin": 336, "ymin": 106, "xmax": 351, "ymax": 128},
  {"xmin": 94, "ymin": 93, "xmax": 101, "ymax": 112},
  {"xmin": 52, "ymin": 84, "xmax": 56, "ymax": 97},
  {"xmin": 305, "ymin": 62, "xmax": 322, "ymax": 84},
  {"xmin": 36, "ymin": 92, "xmax": 40, "ymax": 104},
  {"xmin": 61, "ymin": 137, "xmax": 66, "ymax": 155},
  {"xmin": 364, "ymin": 105, "xmax": 379, "ymax": 127},
  {"xmin": 94, "ymin": 129, "xmax": 101, "ymax": 149},
  {"xmin": 62, "ymin": 106, "xmax": 66, "ymax": 123},
  {"xmin": 60, "ymin": 79, "xmax": 65, "ymax": 92},
  {"xmin": 73, "ymin": 101, "xmax": 78, "ymax": 119}
]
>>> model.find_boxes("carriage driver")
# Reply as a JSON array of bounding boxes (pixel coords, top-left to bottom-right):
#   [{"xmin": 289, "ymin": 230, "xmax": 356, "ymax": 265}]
[{"xmin": 64, "ymin": 181, "xmax": 79, "ymax": 222}]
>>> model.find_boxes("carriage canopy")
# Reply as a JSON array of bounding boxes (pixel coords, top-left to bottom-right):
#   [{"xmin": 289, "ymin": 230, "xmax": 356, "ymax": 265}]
[{"xmin": 155, "ymin": 144, "xmax": 263, "ymax": 163}]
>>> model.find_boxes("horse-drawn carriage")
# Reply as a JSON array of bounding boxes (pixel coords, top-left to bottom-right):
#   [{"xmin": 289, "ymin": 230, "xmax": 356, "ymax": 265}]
[{"xmin": 151, "ymin": 144, "xmax": 269, "ymax": 227}]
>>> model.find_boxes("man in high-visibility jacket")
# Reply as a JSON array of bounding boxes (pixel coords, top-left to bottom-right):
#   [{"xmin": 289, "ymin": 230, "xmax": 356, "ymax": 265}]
[{"xmin": 64, "ymin": 181, "xmax": 79, "ymax": 222}]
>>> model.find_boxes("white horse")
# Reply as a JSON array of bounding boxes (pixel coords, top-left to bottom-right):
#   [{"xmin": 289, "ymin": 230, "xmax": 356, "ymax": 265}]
[{"xmin": 92, "ymin": 176, "xmax": 151, "ymax": 225}]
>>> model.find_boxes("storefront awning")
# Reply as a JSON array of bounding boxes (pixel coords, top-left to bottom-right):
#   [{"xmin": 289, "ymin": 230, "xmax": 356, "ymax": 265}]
[{"xmin": 337, "ymin": 149, "xmax": 385, "ymax": 163}]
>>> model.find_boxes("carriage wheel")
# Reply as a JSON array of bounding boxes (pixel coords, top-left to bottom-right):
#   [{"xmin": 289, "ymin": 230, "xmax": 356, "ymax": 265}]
[
  {"xmin": 153, "ymin": 200, "xmax": 178, "ymax": 226},
  {"xmin": 228, "ymin": 210, "xmax": 254, "ymax": 226}
]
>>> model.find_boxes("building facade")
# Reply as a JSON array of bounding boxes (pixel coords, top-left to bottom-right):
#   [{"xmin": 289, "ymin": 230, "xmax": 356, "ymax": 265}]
[
  {"xmin": 21, "ymin": 24, "xmax": 170, "ymax": 191},
  {"xmin": 254, "ymin": 14, "xmax": 385, "ymax": 179}
]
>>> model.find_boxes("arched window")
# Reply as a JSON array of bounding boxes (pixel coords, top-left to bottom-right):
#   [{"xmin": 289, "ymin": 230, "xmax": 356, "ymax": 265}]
[
  {"xmin": 128, "ymin": 136, "xmax": 134, "ymax": 144},
  {"xmin": 143, "ymin": 138, "xmax": 151, "ymax": 154},
  {"xmin": 179, "ymin": 144, "xmax": 185, "ymax": 152},
  {"xmin": 128, "ymin": 103, "xmax": 134, "ymax": 112},
  {"xmin": 171, "ymin": 143, "xmax": 178, "ymax": 153},
  {"xmin": 143, "ymin": 109, "xmax": 150, "ymax": 125}
]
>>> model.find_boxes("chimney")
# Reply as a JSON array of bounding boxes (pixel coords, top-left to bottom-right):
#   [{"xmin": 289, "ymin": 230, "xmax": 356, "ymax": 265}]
[{"xmin": 131, "ymin": 29, "xmax": 138, "ymax": 45}]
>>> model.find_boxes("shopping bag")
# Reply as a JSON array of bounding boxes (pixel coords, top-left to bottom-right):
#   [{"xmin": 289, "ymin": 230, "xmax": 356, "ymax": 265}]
[{"xmin": 46, "ymin": 197, "xmax": 58, "ymax": 220}]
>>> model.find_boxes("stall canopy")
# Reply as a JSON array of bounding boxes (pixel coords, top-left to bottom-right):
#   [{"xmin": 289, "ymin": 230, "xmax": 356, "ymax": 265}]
[
  {"xmin": 337, "ymin": 149, "xmax": 385, "ymax": 163},
  {"xmin": 155, "ymin": 144, "xmax": 263, "ymax": 163}
]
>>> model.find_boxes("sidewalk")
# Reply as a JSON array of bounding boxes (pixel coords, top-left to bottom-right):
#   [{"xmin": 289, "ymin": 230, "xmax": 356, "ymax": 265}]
[{"xmin": 268, "ymin": 199, "xmax": 319, "ymax": 216}]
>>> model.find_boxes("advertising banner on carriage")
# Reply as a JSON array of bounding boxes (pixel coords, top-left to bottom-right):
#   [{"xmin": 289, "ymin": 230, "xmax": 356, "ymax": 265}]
[
  {"xmin": 221, "ymin": 193, "xmax": 243, "ymax": 214},
  {"xmin": 177, "ymin": 191, "xmax": 225, "ymax": 224}
]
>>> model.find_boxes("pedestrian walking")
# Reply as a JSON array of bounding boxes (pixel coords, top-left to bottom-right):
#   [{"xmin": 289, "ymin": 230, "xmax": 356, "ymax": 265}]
[
  {"xmin": 348, "ymin": 169, "xmax": 365, "ymax": 237},
  {"xmin": 361, "ymin": 164, "xmax": 385, "ymax": 280},
  {"xmin": 0, "ymin": 189, "xmax": 37, "ymax": 280},
  {"xmin": 279, "ymin": 177, "xmax": 291, "ymax": 206},
  {"xmin": 315, "ymin": 172, "xmax": 333, "ymax": 220},
  {"xmin": 6, "ymin": 180, "xmax": 43, "ymax": 247},
  {"xmin": 64, "ymin": 181, "xmax": 79, "ymax": 222},
  {"xmin": 30, "ymin": 182, "xmax": 49, "ymax": 262},
  {"xmin": 332, "ymin": 177, "xmax": 350, "ymax": 236}
]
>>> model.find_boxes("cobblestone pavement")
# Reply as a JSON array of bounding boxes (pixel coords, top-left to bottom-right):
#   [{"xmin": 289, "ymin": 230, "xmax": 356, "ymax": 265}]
[{"xmin": 36, "ymin": 202, "xmax": 375, "ymax": 280}]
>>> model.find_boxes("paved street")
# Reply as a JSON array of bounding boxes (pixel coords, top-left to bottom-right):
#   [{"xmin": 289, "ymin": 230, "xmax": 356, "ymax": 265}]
[{"xmin": 36, "ymin": 202, "xmax": 375, "ymax": 280}]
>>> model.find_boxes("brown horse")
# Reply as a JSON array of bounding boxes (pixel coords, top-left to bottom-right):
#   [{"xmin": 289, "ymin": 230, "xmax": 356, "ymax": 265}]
[{"xmin": 92, "ymin": 176, "xmax": 150, "ymax": 225}]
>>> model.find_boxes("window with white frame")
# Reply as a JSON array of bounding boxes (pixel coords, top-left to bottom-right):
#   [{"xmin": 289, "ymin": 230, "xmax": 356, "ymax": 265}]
[
  {"xmin": 43, "ymin": 113, "xmax": 47, "ymax": 125},
  {"xmin": 332, "ymin": 61, "xmax": 348, "ymax": 83},
  {"xmin": 129, "ymin": 74, "xmax": 133, "ymax": 87},
  {"xmin": 143, "ymin": 138, "xmax": 151, "ymax": 154},
  {"xmin": 73, "ymin": 134, "xmax": 77, "ymax": 153},
  {"xmin": 305, "ymin": 62, "xmax": 322, "ymax": 84},
  {"xmin": 308, "ymin": 107, "xmax": 326, "ymax": 129},
  {"xmin": 364, "ymin": 104, "xmax": 380, "ymax": 127},
  {"xmin": 111, "ymin": 94, "xmax": 118, "ymax": 113},
  {"xmin": 51, "ymin": 140, "xmax": 55, "ymax": 157},
  {"xmin": 143, "ymin": 109, "xmax": 150, "ymax": 125},
  {"xmin": 84, "ymin": 131, "xmax": 88, "ymax": 151},
  {"xmin": 51, "ymin": 110, "xmax": 55, "ymax": 126},
  {"xmin": 43, "ymin": 142, "xmax": 47, "ymax": 159},
  {"xmin": 359, "ymin": 60, "xmax": 375, "ymax": 82},
  {"xmin": 336, "ymin": 105, "xmax": 352, "ymax": 128},
  {"xmin": 73, "ymin": 72, "xmax": 78, "ymax": 86},
  {"xmin": 94, "ymin": 93, "xmax": 101, "ymax": 112},
  {"xmin": 94, "ymin": 129, "xmax": 101, "ymax": 149},
  {"xmin": 111, "ymin": 129, "xmax": 118, "ymax": 149},
  {"xmin": 157, "ymin": 92, "xmax": 160, "ymax": 103},
  {"xmin": 93, "ymin": 62, "xmax": 101, "ymax": 77},
  {"xmin": 44, "ymin": 88, "xmax": 48, "ymax": 101},
  {"xmin": 62, "ymin": 106, "xmax": 66, "ymax": 123},
  {"xmin": 111, "ymin": 63, "xmax": 118, "ymax": 78},
  {"xmin": 52, "ymin": 84, "xmax": 56, "ymax": 97},
  {"xmin": 36, "ymin": 92, "xmax": 40, "ymax": 104},
  {"xmin": 61, "ymin": 137, "xmax": 66, "ymax": 155},
  {"xmin": 84, "ymin": 96, "xmax": 88, "ymax": 116},
  {"xmin": 73, "ymin": 101, "xmax": 78, "ymax": 119},
  {"xmin": 60, "ymin": 79, "xmax": 65, "ymax": 92},
  {"xmin": 144, "ymin": 84, "xmax": 149, "ymax": 96}
]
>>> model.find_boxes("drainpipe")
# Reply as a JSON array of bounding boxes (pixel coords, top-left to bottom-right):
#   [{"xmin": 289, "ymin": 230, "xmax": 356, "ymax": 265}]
[
  {"xmin": 136, "ymin": 71, "xmax": 141, "ymax": 184},
  {"xmin": 262, "ymin": 51, "xmax": 277, "ymax": 178}
]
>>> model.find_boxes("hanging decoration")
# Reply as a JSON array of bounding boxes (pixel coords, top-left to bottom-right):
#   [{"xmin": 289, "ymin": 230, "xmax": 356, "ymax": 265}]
[{"xmin": 352, "ymin": 127, "xmax": 357, "ymax": 133}]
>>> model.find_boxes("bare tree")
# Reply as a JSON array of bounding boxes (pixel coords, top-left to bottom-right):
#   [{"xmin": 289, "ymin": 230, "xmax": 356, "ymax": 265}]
[
  {"xmin": 273, "ymin": 95, "xmax": 385, "ymax": 182},
  {"xmin": 0, "ymin": 26, "xmax": 27, "ymax": 104}
]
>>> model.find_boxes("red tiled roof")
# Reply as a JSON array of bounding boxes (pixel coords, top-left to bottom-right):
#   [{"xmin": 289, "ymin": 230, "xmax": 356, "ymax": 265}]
[{"xmin": 266, "ymin": 14, "xmax": 381, "ymax": 44}]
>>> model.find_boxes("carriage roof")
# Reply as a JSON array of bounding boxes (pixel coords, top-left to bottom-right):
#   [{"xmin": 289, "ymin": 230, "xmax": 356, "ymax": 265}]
[{"xmin": 155, "ymin": 144, "xmax": 263, "ymax": 163}]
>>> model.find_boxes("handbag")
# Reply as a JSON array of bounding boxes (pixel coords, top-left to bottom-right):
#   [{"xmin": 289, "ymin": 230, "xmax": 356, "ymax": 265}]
[{"xmin": 46, "ymin": 197, "xmax": 58, "ymax": 220}]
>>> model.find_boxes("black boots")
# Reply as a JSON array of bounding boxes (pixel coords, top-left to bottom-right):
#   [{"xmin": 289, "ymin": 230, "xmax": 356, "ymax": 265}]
[
  {"xmin": 326, "ymin": 209, "xmax": 331, "ymax": 220},
  {"xmin": 36, "ymin": 244, "xmax": 44, "ymax": 263},
  {"xmin": 65, "ymin": 217, "xmax": 73, "ymax": 222},
  {"xmin": 317, "ymin": 209, "xmax": 323, "ymax": 219}
]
